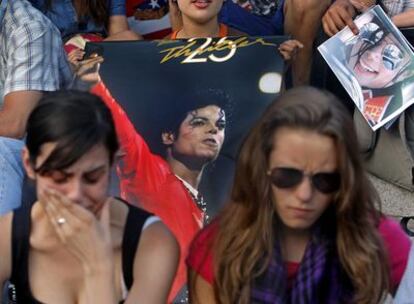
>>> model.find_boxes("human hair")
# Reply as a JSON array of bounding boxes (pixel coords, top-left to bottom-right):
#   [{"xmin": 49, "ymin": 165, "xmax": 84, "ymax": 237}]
[
  {"xmin": 162, "ymin": 88, "xmax": 230, "ymax": 135},
  {"xmin": 210, "ymin": 87, "xmax": 389, "ymax": 303},
  {"xmin": 350, "ymin": 16, "xmax": 414, "ymax": 88},
  {"xmin": 45, "ymin": 0, "xmax": 109, "ymax": 28},
  {"xmin": 149, "ymin": 88, "xmax": 231, "ymax": 157},
  {"xmin": 26, "ymin": 90, "xmax": 119, "ymax": 174}
]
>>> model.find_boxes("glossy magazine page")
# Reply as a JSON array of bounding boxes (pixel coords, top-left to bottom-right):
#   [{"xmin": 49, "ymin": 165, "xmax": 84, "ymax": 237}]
[
  {"xmin": 87, "ymin": 35, "xmax": 286, "ymax": 214},
  {"xmin": 318, "ymin": 5, "xmax": 414, "ymax": 130}
]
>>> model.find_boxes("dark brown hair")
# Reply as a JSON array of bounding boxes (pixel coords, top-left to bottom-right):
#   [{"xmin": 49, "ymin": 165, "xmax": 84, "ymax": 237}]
[{"xmin": 26, "ymin": 90, "xmax": 118, "ymax": 174}]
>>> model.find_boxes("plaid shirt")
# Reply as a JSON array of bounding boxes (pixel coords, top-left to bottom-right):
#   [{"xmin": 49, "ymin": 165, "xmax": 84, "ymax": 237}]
[
  {"xmin": 382, "ymin": 0, "xmax": 414, "ymax": 16},
  {"xmin": 0, "ymin": 0, "xmax": 72, "ymax": 106}
]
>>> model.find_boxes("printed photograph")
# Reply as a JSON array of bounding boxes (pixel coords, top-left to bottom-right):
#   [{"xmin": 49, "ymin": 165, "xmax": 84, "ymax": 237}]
[
  {"xmin": 89, "ymin": 36, "xmax": 287, "ymax": 215},
  {"xmin": 318, "ymin": 5, "xmax": 414, "ymax": 130}
]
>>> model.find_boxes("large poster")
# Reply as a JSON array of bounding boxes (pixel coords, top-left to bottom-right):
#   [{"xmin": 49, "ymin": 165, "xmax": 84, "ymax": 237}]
[
  {"xmin": 318, "ymin": 6, "xmax": 414, "ymax": 130},
  {"xmin": 89, "ymin": 36, "xmax": 286, "ymax": 215}
]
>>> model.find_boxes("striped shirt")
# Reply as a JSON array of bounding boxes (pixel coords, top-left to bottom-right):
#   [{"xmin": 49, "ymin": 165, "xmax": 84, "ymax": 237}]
[
  {"xmin": 382, "ymin": 0, "xmax": 414, "ymax": 16},
  {"xmin": 0, "ymin": 0, "xmax": 72, "ymax": 106}
]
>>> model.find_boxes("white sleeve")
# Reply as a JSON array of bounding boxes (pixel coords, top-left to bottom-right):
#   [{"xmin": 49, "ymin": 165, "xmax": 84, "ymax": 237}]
[{"xmin": 142, "ymin": 216, "xmax": 161, "ymax": 230}]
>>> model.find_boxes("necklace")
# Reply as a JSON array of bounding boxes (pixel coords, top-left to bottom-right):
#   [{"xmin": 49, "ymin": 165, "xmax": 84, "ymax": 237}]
[
  {"xmin": 176, "ymin": 177, "xmax": 210, "ymax": 225},
  {"xmin": 186, "ymin": 189, "xmax": 209, "ymax": 224}
]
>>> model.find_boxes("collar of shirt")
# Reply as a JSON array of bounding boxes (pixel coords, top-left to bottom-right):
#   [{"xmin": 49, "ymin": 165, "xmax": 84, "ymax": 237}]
[
  {"xmin": 0, "ymin": 0, "xmax": 7, "ymax": 27},
  {"xmin": 175, "ymin": 174, "xmax": 199, "ymax": 199}
]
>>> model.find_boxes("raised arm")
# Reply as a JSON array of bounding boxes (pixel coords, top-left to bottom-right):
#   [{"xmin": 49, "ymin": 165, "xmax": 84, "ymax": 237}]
[
  {"xmin": 107, "ymin": 0, "xmax": 141, "ymax": 40},
  {"xmin": 125, "ymin": 221, "xmax": 179, "ymax": 304},
  {"xmin": 91, "ymin": 82, "xmax": 169, "ymax": 200},
  {"xmin": 91, "ymin": 82, "xmax": 140, "ymax": 150}
]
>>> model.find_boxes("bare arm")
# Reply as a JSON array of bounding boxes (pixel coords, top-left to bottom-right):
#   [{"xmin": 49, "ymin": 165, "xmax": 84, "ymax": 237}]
[
  {"xmin": 0, "ymin": 91, "xmax": 42, "ymax": 138},
  {"xmin": 0, "ymin": 213, "xmax": 13, "ymax": 289},
  {"xmin": 106, "ymin": 16, "xmax": 141, "ymax": 40},
  {"xmin": 188, "ymin": 269, "xmax": 216, "ymax": 304},
  {"xmin": 125, "ymin": 221, "xmax": 179, "ymax": 304},
  {"xmin": 392, "ymin": 9, "xmax": 414, "ymax": 28},
  {"xmin": 108, "ymin": 15, "xmax": 129, "ymax": 36}
]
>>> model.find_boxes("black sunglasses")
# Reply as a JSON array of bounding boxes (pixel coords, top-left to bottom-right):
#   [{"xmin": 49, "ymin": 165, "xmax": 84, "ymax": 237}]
[
  {"xmin": 268, "ymin": 167, "xmax": 341, "ymax": 194},
  {"xmin": 358, "ymin": 22, "xmax": 403, "ymax": 71}
]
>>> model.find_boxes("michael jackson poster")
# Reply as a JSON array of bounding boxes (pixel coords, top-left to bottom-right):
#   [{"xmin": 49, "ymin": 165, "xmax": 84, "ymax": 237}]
[
  {"xmin": 318, "ymin": 5, "xmax": 414, "ymax": 130},
  {"xmin": 88, "ymin": 36, "xmax": 286, "ymax": 216}
]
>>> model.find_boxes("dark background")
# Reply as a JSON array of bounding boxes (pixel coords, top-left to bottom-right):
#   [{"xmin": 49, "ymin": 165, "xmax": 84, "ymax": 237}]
[{"xmin": 91, "ymin": 36, "xmax": 286, "ymax": 216}]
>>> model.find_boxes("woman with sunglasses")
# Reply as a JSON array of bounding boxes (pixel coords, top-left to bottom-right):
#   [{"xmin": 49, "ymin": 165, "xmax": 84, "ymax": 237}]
[{"xmin": 187, "ymin": 86, "xmax": 411, "ymax": 303}]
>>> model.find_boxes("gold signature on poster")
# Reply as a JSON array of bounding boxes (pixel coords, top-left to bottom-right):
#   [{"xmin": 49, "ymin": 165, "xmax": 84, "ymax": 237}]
[{"xmin": 159, "ymin": 37, "xmax": 278, "ymax": 64}]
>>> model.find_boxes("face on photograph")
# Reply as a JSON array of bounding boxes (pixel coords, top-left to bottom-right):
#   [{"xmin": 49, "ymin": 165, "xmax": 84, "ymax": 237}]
[
  {"xmin": 163, "ymin": 105, "xmax": 226, "ymax": 163},
  {"xmin": 177, "ymin": 0, "xmax": 224, "ymax": 24},
  {"xmin": 268, "ymin": 128, "xmax": 338, "ymax": 233},
  {"xmin": 348, "ymin": 23, "xmax": 410, "ymax": 89}
]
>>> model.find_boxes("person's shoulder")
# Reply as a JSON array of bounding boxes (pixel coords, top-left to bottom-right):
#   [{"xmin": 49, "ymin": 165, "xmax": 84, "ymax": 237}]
[
  {"xmin": 127, "ymin": 218, "xmax": 178, "ymax": 303},
  {"xmin": 378, "ymin": 216, "xmax": 409, "ymax": 242},
  {"xmin": 193, "ymin": 220, "xmax": 219, "ymax": 246},
  {"xmin": 137, "ymin": 219, "xmax": 179, "ymax": 267},
  {"xmin": 188, "ymin": 220, "xmax": 217, "ymax": 262},
  {"xmin": 378, "ymin": 216, "xmax": 411, "ymax": 253},
  {"xmin": 5, "ymin": 0, "xmax": 59, "ymax": 35},
  {"xmin": 111, "ymin": 197, "xmax": 153, "ymax": 226},
  {"xmin": 186, "ymin": 220, "xmax": 218, "ymax": 284},
  {"xmin": 378, "ymin": 216, "xmax": 411, "ymax": 288}
]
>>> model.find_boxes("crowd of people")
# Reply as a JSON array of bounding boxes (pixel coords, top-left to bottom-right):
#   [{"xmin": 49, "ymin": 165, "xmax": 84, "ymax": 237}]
[{"xmin": 0, "ymin": 0, "xmax": 413, "ymax": 303}]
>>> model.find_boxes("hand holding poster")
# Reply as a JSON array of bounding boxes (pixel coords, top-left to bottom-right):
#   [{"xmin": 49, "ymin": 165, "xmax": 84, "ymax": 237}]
[
  {"xmin": 88, "ymin": 36, "xmax": 286, "ymax": 173},
  {"xmin": 318, "ymin": 6, "xmax": 414, "ymax": 130},
  {"xmin": 87, "ymin": 35, "xmax": 286, "ymax": 302}
]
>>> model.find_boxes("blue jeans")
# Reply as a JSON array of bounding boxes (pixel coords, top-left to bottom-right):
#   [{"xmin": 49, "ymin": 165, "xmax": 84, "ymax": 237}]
[{"xmin": 0, "ymin": 137, "xmax": 24, "ymax": 215}]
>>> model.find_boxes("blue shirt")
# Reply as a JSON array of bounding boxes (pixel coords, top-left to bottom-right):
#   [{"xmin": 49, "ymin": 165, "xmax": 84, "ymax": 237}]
[
  {"xmin": 218, "ymin": 0, "xmax": 284, "ymax": 36},
  {"xmin": 29, "ymin": 0, "xmax": 126, "ymax": 39}
]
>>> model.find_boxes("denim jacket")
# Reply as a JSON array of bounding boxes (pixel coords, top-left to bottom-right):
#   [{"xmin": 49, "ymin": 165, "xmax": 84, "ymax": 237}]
[{"xmin": 29, "ymin": 0, "xmax": 126, "ymax": 39}]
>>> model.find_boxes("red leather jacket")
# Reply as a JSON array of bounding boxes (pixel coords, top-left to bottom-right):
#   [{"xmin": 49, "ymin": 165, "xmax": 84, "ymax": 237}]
[{"xmin": 91, "ymin": 82, "xmax": 204, "ymax": 301}]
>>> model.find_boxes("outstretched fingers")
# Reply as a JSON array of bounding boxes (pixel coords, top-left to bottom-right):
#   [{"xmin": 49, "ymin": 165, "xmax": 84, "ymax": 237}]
[{"xmin": 279, "ymin": 40, "xmax": 304, "ymax": 60}]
